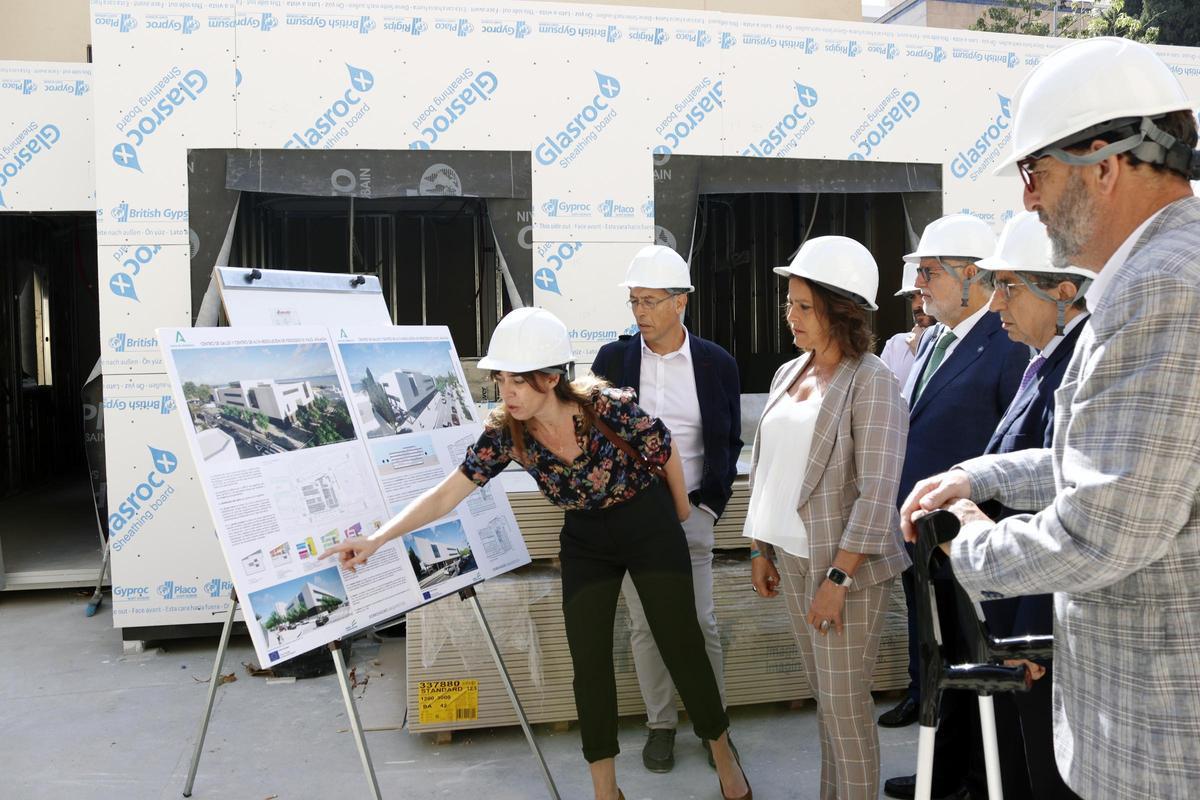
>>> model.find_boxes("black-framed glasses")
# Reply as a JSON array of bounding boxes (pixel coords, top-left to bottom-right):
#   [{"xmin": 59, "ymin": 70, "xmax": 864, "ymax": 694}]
[
  {"xmin": 1017, "ymin": 156, "xmax": 1049, "ymax": 193},
  {"xmin": 915, "ymin": 265, "xmax": 944, "ymax": 282},
  {"xmin": 626, "ymin": 295, "xmax": 673, "ymax": 311},
  {"xmin": 990, "ymin": 279, "xmax": 1025, "ymax": 301}
]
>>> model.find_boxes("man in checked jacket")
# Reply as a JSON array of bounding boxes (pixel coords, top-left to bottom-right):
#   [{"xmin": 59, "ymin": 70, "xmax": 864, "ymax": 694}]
[{"xmin": 902, "ymin": 38, "xmax": 1200, "ymax": 800}]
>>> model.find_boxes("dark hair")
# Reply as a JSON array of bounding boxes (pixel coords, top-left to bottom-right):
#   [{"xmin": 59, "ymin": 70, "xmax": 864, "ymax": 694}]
[
  {"xmin": 1069, "ymin": 110, "xmax": 1198, "ymax": 178},
  {"xmin": 1020, "ymin": 272, "xmax": 1089, "ymax": 310},
  {"xmin": 798, "ymin": 278, "xmax": 875, "ymax": 359},
  {"xmin": 484, "ymin": 372, "xmax": 610, "ymax": 465}
]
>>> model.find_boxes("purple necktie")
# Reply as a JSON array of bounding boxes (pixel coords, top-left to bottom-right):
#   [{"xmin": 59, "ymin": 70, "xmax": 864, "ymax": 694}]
[{"xmin": 1018, "ymin": 354, "xmax": 1046, "ymax": 394}]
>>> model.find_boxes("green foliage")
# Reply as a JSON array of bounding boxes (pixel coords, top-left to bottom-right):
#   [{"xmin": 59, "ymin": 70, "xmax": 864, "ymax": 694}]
[
  {"xmin": 286, "ymin": 603, "xmax": 307, "ymax": 624},
  {"xmin": 182, "ymin": 381, "xmax": 214, "ymax": 404},
  {"xmin": 1139, "ymin": 0, "xmax": 1200, "ymax": 46},
  {"xmin": 971, "ymin": 0, "xmax": 1158, "ymax": 43},
  {"xmin": 263, "ymin": 611, "xmax": 283, "ymax": 630},
  {"xmin": 319, "ymin": 595, "xmax": 343, "ymax": 612}
]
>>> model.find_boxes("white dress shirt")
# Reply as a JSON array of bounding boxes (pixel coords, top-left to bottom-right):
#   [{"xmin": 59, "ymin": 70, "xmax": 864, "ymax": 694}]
[
  {"xmin": 742, "ymin": 393, "xmax": 820, "ymax": 558},
  {"xmin": 880, "ymin": 331, "xmax": 918, "ymax": 390},
  {"xmin": 941, "ymin": 301, "xmax": 992, "ymax": 361},
  {"xmin": 639, "ymin": 328, "xmax": 706, "ymax": 498}
]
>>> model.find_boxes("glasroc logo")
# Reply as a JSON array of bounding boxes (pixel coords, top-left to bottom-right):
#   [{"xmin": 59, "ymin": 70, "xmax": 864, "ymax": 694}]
[
  {"xmin": 284, "ymin": 64, "xmax": 375, "ymax": 149},
  {"xmin": 740, "ymin": 82, "xmax": 819, "ymax": 158},
  {"xmin": 951, "ymin": 94, "xmax": 1013, "ymax": 181},
  {"xmin": 0, "ymin": 123, "xmax": 61, "ymax": 208},
  {"xmin": 535, "ymin": 71, "xmax": 621, "ymax": 169},
  {"xmin": 112, "ymin": 68, "xmax": 208, "ymax": 172},
  {"xmin": 108, "ymin": 446, "xmax": 179, "ymax": 551}
]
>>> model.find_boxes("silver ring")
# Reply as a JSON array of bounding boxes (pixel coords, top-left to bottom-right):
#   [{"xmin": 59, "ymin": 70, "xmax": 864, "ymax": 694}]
[
  {"xmin": 819, "ymin": 619, "xmax": 831, "ymax": 632},
  {"xmin": 750, "ymin": 584, "xmax": 758, "ymax": 593}
]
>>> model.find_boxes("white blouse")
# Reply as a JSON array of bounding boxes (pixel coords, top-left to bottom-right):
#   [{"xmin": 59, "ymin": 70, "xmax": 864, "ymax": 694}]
[{"xmin": 743, "ymin": 392, "xmax": 820, "ymax": 559}]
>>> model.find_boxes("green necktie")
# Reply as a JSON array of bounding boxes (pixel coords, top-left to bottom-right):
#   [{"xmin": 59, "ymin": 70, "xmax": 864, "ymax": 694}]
[{"xmin": 914, "ymin": 329, "xmax": 957, "ymax": 402}]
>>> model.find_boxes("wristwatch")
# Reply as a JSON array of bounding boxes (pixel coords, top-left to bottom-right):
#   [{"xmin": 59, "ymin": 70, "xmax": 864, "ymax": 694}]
[{"xmin": 825, "ymin": 566, "xmax": 853, "ymax": 588}]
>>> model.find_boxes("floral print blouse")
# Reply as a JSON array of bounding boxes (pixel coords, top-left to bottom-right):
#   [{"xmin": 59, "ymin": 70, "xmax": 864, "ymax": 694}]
[{"xmin": 459, "ymin": 387, "xmax": 672, "ymax": 511}]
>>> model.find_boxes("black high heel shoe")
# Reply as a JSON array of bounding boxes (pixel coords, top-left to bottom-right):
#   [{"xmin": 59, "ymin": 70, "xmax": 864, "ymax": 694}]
[{"xmin": 716, "ymin": 743, "xmax": 752, "ymax": 800}]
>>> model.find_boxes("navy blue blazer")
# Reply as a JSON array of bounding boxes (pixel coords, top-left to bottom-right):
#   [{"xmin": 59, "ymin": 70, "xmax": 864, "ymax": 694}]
[
  {"xmin": 981, "ymin": 317, "xmax": 1087, "ymax": 642},
  {"xmin": 898, "ymin": 311, "xmax": 1028, "ymax": 506},
  {"xmin": 591, "ymin": 331, "xmax": 742, "ymax": 518}
]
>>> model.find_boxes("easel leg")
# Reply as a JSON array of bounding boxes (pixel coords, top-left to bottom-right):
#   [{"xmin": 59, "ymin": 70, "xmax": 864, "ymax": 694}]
[
  {"xmin": 914, "ymin": 724, "xmax": 937, "ymax": 800},
  {"xmin": 330, "ymin": 640, "xmax": 383, "ymax": 800},
  {"xmin": 978, "ymin": 694, "xmax": 1004, "ymax": 800},
  {"xmin": 183, "ymin": 589, "xmax": 238, "ymax": 797},
  {"xmin": 85, "ymin": 543, "xmax": 111, "ymax": 617},
  {"xmin": 461, "ymin": 587, "xmax": 561, "ymax": 800}
]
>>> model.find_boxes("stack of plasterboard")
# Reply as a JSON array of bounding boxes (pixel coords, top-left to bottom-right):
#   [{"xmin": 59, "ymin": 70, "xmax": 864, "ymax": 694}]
[
  {"xmin": 406, "ymin": 555, "xmax": 909, "ymax": 733},
  {"xmin": 506, "ymin": 479, "xmax": 753, "ymax": 560}
]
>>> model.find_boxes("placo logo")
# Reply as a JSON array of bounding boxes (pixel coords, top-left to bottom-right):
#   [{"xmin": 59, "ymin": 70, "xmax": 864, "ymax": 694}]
[
  {"xmin": 537, "ymin": 23, "xmax": 620, "ymax": 42},
  {"xmin": 1, "ymin": 79, "xmax": 38, "ymax": 95},
  {"xmin": 536, "ymin": 71, "xmax": 622, "ymax": 169},
  {"xmin": 145, "ymin": 14, "xmax": 201, "ymax": 34},
  {"xmin": 848, "ymin": 89, "xmax": 921, "ymax": 160},
  {"xmin": 654, "ymin": 78, "xmax": 723, "ymax": 156},
  {"xmin": 108, "ymin": 446, "xmax": 179, "ymax": 551},
  {"xmin": 598, "ymin": 199, "xmax": 635, "ymax": 218},
  {"xmin": 435, "ymin": 18, "xmax": 474, "ymax": 37},
  {"xmin": 629, "ymin": 27, "xmax": 667, "ymax": 45},
  {"xmin": 204, "ymin": 577, "xmax": 234, "ymax": 598},
  {"xmin": 113, "ymin": 585, "xmax": 151, "ymax": 600},
  {"xmin": 0, "ymin": 124, "xmax": 61, "ymax": 207},
  {"xmin": 157, "ymin": 580, "xmax": 199, "ymax": 600},
  {"xmin": 719, "ymin": 32, "xmax": 736, "ymax": 50},
  {"xmin": 951, "ymin": 94, "xmax": 1013, "ymax": 181},
  {"xmin": 382, "ymin": 16, "xmax": 427, "ymax": 35},
  {"xmin": 95, "ymin": 13, "xmax": 138, "ymax": 33},
  {"xmin": 408, "ymin": 70, "xmax": 499, "ymax": 149},
  {"xmin": 541, "ymin": 199, "xmax": 592, "ymax": 217},
  {"xmin": 481, "ymin": 20, "xmax": 529, "ymax": 39},
  {"xmin": 108, "ymin": 333, "xmax": 159, "ymax": 353},
  {"xmin": 905, "ymin": 45, "xmax": 946, "ymax": 63},
  {"xmin": 740, "ymin": 81, "xmax": 819, "ymax": 158},
  {"xmin": 284, "ymin": 64, "xmax": 375, "ymax": 149},
  {"xmin": 285, "ymin": 14, "xmax": 375, "ymax": 33},
  {"xmin": 533, "ymin": 242, "xmax": 584, "ymax": 296},
  {"xmin": 112, "ymin": 67, "xmax": 208, "ymax": 172},
  {"xmin": 642, "ymin": 199, "xmax": 655, "ymax": 218},
  {"xmin": 675, "ymin": 29, "xmax": 710, "ymax": 47}
]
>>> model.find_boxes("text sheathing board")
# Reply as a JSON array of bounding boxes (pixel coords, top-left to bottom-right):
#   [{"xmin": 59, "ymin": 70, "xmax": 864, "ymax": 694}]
[{"xmin": 158, "ymin": 324, "xmax": 529, "ymax": 665}]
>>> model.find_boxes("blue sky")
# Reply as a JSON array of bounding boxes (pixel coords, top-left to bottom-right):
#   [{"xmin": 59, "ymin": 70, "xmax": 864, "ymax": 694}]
[
  {"xmin": 403, "ymin": 519, "xmax": 468, "ymax": 552},
  {"xmin": 173, "ymin": 343, "xmax": 338, "ymax": 386},
  {"xmin": 338, "ymin": 341, "xmax": 456, "ymax": 383},
  {"xmin": 246, "ymin": 564, "xmax": 347, "ymax": 619}
]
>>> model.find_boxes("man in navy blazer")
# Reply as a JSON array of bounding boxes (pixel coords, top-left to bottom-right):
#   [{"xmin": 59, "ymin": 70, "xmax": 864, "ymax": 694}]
[
  {"xmin": 590, "ymin": 245, "xmax": 742, "ymax": 773},
  {"xmin": 970, "ymin": 211, "xmax": 1091, "ymax": 800},
  {"xmin": 883, "ymin": 215, "xmax": 1027, "ymax": 800}
]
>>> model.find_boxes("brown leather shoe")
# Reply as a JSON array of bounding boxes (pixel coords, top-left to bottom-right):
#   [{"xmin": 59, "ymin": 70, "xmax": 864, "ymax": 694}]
[{"xmin": 718, "ymin": 748, "xmax": 752, "ymax": 800}]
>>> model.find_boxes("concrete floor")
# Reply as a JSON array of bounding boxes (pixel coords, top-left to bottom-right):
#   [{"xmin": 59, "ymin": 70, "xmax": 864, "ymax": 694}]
[{"xmin": 0, "ymin": 589, "xmax": 920, "ymax": 799}]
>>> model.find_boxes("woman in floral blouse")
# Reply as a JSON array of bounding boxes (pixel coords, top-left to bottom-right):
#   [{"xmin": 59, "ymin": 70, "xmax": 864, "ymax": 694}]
[{"xmin": 324, "ymin": 308, "xmax": 751, "ymax": 800}]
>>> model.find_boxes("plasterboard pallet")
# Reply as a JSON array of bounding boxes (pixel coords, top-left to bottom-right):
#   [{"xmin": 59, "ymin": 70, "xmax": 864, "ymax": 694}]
[
  {"xmin": 407, "ymin": 556, "xmax": 909, "ymax": 733},
  {"xmin": 509, "ymin": 479, "xmax": 753, "ymax": 561}
]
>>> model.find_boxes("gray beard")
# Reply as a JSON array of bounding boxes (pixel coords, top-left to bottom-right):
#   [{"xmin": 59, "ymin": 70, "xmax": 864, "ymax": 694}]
[{"xmin": 1046, "ymin": 171, "xmax": 1096, "ymax": 268}]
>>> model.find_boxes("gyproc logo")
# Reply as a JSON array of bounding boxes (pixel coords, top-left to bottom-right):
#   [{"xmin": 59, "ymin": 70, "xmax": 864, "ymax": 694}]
[
  {"xmin": 284, "ymin": 64, "xmax": 375, "ymax": 149},
  {"xmin": 113, "ymin": 585, "xmax": 151, "ymax": 600},
  {"xmin": 0, "ymin": 123, "xmax": 61, "ymax": 208},
  {"xmin": 112, "ymin": 68, "xmax": 208, "ymax": 172},
  {"xmin": 157, "ymin": 580, "xmax": 199, "ymax": 600},
  {"xmin": 542, "ymin": 199, "xmax": 592, "ymax": 218},
  {"xmin": 951, "ymin": 94, "xmax": 1012, "ymax": 181},
  {"xmin": 481, "ymin": 20, "xmax": 529, "ymax": 39},
  {"xmin": 95, "ymin": 13, "xmax": 138, "ymax": 33},
  {"xmin": 905, "ymin": 46, "xmax": 945, "ymax": 63},
  {"xmin": 108, "ymin": 446, "xmax": 179, "ymax": 551},
  {"xmin": 146, "ymin": 14, "xmax": 201, "ymax": 35},
  {"xmin": 536, "ymin": 71, "xmax": 622, "ymax": 168},
  {"xmin": 740, "ymin": 82, "xmax": 819, "ymax": 158},
  {"xmin": 204, "ymin": 578, "xmax": 234, "ymax": 598}
]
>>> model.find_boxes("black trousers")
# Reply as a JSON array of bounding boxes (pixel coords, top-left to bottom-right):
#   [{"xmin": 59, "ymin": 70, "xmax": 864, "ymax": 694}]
[{"xmin": 560, "ymin": 482, "xmax": 729, "ymax": 763}]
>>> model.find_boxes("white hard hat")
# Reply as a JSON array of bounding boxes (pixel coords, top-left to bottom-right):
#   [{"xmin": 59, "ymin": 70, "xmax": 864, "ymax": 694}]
[
  {"xmin": 773, "ymin": 236, "xmax": 879, "ymax": 310},
  {"xmin": 477, "ymin": 307, "xmax": 575, "ymax": 373},
  {"xmin": 904, "ymin": 214, "xmax": 996, "ymax": 263},
  {"xmin": 995, "ymin": 37, "xmax": 1196, "ymax": 176},
  {"xmin": 618, "ymin": 245, "xmax": 694, "ymax": 291},
  {"xmin": 894, "ymin": 263, "xmax": 919, "ymax": 296},
  {"xmin": 975, "ymin": 212, "xmax": 1095, "ymax": 279}
]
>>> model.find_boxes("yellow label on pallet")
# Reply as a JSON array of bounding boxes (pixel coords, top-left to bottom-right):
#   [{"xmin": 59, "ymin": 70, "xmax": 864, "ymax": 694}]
[{"xmin": 417, "ymin": 679, "xmax": 479, "ymax": 724}]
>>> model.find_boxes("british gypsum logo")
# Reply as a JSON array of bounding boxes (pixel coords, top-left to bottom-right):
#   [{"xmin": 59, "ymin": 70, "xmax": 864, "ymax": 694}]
[
  {"xmin": 284, "ymin": 64, "xmax": 375, "ymax": 149},
  {"xmin": 108, "ymin": 446, "xmax": 179, "ymax": 551},
  {"xmin": 951, "ymin": 94, "xmax": 1013, "ymax": 181},
  {"xmin": 112, "ymin": 67, "xmax": 208, "ymax": 172},
  {"xmin": 535, "ymin": 71, "xmax": 622, "ymax": 168},
  {"xmin": 207, "ymin": 13, "xmax": 280, "ymax": 32},
  {"xmin": 284, "ymin": 14, "xmax": 375, "ymax": 33},
  {"xmin": 0, "ymin": 123, "xmax": 62, "ymax": 209}
]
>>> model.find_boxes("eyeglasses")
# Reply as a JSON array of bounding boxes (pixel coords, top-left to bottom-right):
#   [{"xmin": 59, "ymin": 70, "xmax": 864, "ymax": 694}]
[
  {"xmin": 1017, "ymin": 156, "xmax": 1050, "ymax": 193},
  {"xmin": 914, "ymin": 265, "xmax": 944, "ymax": 282},
  {"xmin": 626, "ymin": 296, "xmax": 674, "ymax": 311},
  {"xmin": 990, "ymin": 279, "xmax": 1025, "ymax": 302}
]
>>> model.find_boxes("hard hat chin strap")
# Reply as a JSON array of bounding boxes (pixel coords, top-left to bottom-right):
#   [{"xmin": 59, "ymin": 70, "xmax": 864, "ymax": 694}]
[
  {"xmin": 1015, "ymin": 273, "xmax": 1093, "ymax": 336},
  {"xmin": 1043, "ymin": 116, "xmax": 1200, "ymax": 180},
  {"xmin": 937, "ymin": 257, "xmax": 984, "ymax": 308}
]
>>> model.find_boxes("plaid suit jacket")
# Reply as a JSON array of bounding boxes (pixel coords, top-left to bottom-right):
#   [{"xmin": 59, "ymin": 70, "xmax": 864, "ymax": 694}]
[
  {"xmin": 952, "ymin": 196, "xmax": 1200, "ymax": 799},
  {"xmin": 748, "ymin": 352, "xmax": 911, "ymax": 589}
]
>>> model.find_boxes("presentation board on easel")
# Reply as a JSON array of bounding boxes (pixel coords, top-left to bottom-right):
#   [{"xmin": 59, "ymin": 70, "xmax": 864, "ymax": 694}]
[
  {"xmin": 215, "ymin": 267, "xmax": 392, "ymax": 327},
  {"xmin": 157, "ymin": 271, "xmax": 531, "ymax": 667}
]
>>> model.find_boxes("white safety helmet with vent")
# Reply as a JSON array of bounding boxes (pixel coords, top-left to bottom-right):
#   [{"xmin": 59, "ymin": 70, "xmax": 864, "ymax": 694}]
[
  {"xmin": 477, "ymin": 307, "xmax": 575, "ymax": 374},
  {"xmin": 995, "ymin": 37, "xmax": 1199, "ymax": 178},
  {"xmin": 773, "ymin": 236, "xmax": 879, "ymax": 310},
  {"xmin": 904, "ymin": 214, "xmax": 997, "ymax": 263},
  {"xmin": 894, "ymin": 263, "xmax": 920, "ymax": 297},
  {"xmin": 618, "ymin": 244, "xmax": 695, "ymax": 291}
]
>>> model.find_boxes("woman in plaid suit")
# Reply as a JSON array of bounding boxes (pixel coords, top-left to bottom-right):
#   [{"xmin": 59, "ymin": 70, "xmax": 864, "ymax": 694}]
[{"xmin": 746, "ymin": 237, "xmax": 910, "ymax": 799}]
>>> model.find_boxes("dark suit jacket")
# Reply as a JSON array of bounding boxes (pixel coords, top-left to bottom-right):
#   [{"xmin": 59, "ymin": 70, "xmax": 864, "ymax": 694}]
[
  {"xmin": 898, "ymin": 311, "xmax": 1028, "ymax": 506},
  {"xmin": 981, "ymin": 317, "xmax": 1087, "ymax": 641},
  {"xmin": 591, "ymin": 331, "xmax": 742, "ymax": 518}
]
